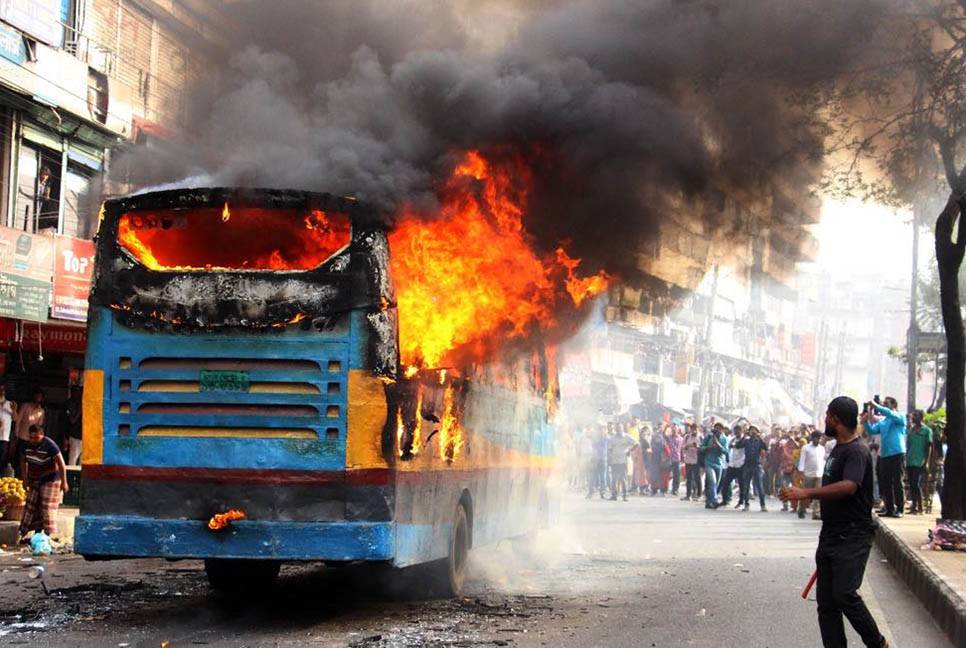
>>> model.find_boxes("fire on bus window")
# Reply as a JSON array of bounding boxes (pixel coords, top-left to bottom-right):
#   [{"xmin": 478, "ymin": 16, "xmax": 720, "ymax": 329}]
[{"xmin": 117, "ymin": 204, "xmax": 351, "ymax": 271}]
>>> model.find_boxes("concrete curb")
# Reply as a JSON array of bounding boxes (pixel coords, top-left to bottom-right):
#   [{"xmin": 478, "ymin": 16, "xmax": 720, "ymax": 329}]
[{"xmin": 874, "ymin": 518, "xmax": 966, "ymax": 647}]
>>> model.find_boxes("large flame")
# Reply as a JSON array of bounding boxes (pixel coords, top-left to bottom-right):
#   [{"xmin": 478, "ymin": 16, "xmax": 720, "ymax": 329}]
[
  {"xmin": 117, "ymin": 206, "xmax": 351, "ymax": 271},
  {"xmin": 389, "ymin": 150, "xmax": 609, "ymax": 370}
]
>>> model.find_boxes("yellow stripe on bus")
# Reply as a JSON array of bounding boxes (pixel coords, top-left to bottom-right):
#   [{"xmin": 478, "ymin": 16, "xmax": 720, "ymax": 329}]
[
  {"xmin": 137, "ymin": 381, "xmax": 321, "ymax": 394},
  {"xmin": 137, "ymin": 426, "xmax": 318, "ymax": 439},
  {"xmin": 82, "ymin": 369, "xmax": 104, "ymax": 465},
  {"xmin": 346, "ymin": 370, "xmax": 389, "ymax": 469}
]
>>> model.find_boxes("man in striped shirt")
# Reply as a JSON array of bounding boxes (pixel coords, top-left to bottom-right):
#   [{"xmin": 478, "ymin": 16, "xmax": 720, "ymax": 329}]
[{"xmin": 18, "ymin": 424, "xmax": 68, "ymax": 542}]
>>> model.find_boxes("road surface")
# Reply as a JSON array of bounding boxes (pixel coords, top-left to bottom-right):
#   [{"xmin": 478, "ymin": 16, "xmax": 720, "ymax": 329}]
[{"xmin": 0, "ymin": 492, "xmax": 950, "ymax": 647}]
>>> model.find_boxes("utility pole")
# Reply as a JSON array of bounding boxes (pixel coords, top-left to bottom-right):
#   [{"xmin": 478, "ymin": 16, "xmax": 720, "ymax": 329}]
[
  {"xmin": 695, "ymin": 264, "xmax": 719, "ymax": 422},
  {"xmin": 907, "ymin": 201, "xmax": 921, "ymax": 412},
  {"xmin": 833, "ymin": 327, "xmax": 847, "ymax": 396},
  {"xmin": 813, "ymin": 319, "xmax": 828, "ymax": 421}
]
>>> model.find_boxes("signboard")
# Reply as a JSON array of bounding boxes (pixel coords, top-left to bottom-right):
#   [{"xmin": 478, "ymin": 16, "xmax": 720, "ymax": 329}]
[
  {"xmin": 0, "ymin": 226, "xmax": 53, "ymax": 323},
  {"xmin": 918, "ymin": 332, "xmax": 947, "ymax": 355},
  {"xmin": 0, "ymin": 0, "xmax": 62, "ymax": 47},
  {"xmin": 52, "ymin": 236, "xmax": 94, "ymax": 322},
  {"xmin": 0, "ymin": 272, "xmax": 47, "ymax": 321},
  {"xmin": 0, "ymin": 21, "xmax": 24, "ymax": 64},
  {"xmin": 0, "ymin": 317, "xmax": 87, "ymax": 354},
  {"xmin": 0, "ymin": 226, "xmax": 54, "ymax": 282}
]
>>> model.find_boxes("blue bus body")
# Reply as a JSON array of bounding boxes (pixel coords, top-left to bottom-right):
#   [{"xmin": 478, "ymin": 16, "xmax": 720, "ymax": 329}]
[{"xmin": 74, "ymin": 188, "xmax": 555, "ymax": 574}]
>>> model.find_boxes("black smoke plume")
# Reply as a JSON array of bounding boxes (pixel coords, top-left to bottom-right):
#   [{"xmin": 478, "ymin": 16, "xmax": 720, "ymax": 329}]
[{"xmin": 113, "ymin": 0, "xmax": 890, "ymax": 283}]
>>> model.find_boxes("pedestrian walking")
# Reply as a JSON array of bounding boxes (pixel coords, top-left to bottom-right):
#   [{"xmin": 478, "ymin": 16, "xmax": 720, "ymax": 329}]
[
  {"xmin": 905, "ymin": 410, "xmax": 932, "ymax": 515},
  {"xmin": 18, "ymin": 424, "xmax": 69, "ymax": 542},
  {"xmin": 780, "ymin": 434, "xmax": 799, "ymax": 512},
  {"xmin": 608, "ymin": 425, "xmax": 638, "ymax": 501},
  {"xmin": 702, "ymin": 423, "xmax": 729, "ymax": 509},
  {"xmin": 648, "ymin": 426, "xmax": 667, "ymax": 495},
  {"xmin": 631, "ymin": 427, "xmax": 649, "ymax": 495},
  {"xmin": 11, "ymin": 389, "xmax": 46, "ymax": 479},
  {"xmin": 666, "ymin": 425, "xmax": 683, "ymax": 496},
  {"xmin": 683, "ymin": 426, "xmax": 701, "ymax": 500},
  {"xmin": 0, "ymin": 385, "xmax": 13, "ymax": 476},
  {"xmin": 780, "ymin": 396, "xmax": 887, "ymax": 648},
  {"xmin": 720, "ymin": 425, "xmax": 745, "ymax": 508},
  {"xmin": 863, "ymin": 397, "xmax": 906, "ymax": 517},
  {"xmin": 766, "ymin": 433, "xmax": 784, "ymax": 497},
  {"xmin": 737, "ymin": 425, "xmax": 768, "ymax": 511},
  {"xmin": 797, "ymin": 431, "xmax": 826, "ymax": 520}
]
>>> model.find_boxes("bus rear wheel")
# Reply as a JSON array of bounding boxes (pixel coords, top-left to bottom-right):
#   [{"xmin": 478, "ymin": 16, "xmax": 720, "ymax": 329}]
[
  {"xmin": 203, "ymin": 558, "xmax": 280, "ymax": 593},
  {"xmin": 439, "ymin": 502, "xmax": 470, "ymax": 597}
]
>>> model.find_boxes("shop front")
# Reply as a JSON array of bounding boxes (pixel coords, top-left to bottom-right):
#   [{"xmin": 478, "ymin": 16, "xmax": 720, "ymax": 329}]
[{"xmin": 0, "ymin": 225, "xmax": 93, "ymax": 479}]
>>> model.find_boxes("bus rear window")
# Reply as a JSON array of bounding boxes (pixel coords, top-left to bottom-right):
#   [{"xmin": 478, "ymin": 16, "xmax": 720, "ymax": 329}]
[{"xmin": 117, "ymin": 205, "xmax": 351, "ymax": 271}]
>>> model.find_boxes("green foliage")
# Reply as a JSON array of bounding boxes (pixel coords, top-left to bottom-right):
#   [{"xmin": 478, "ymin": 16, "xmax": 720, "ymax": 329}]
[{"xmin": 925, "ymin": 408, "xmax": 946, "ymax": 431}]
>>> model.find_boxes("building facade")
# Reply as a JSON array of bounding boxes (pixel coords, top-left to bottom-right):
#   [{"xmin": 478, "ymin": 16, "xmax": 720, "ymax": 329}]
[{"xmin": 0, "ymin": 0, "xmax": 225, "ymax": 441}]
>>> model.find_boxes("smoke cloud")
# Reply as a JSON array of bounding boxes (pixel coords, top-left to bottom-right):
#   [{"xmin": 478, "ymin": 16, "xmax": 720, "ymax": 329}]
[{"xmin": 114, "ymin": 0, "xmax": 890, "ymax": 282}]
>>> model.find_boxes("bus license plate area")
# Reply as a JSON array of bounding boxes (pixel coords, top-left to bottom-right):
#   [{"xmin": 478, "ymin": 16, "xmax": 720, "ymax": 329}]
[{"xmin": 200, "ymin": 370, "xmax": 250, "ymax": 393}]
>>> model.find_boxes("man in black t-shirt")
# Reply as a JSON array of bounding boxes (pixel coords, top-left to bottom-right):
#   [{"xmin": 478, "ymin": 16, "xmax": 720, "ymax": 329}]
[{"xmin": 780, "ymin": 397, "xmax": 887, "ymax": 648}]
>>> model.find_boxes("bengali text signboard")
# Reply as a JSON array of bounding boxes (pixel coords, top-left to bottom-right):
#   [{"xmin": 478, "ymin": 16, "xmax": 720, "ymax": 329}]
[
  {"xmin": 52, "ymin": 236, "xmax": 94, "ymax": 322},
  {"xmin": 0, "ymin": 227, "xmax": 53, "ymax": 323},
  {"xmin": 0, "ymin": 273, "xmax": 48, "ymax": 322}
]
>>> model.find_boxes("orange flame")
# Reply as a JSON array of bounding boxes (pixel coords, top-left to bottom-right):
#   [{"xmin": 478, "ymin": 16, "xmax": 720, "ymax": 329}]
[
  {"xmin": 389, "ymin": 151, "xmax": 608, "ymax": 370},
  {"xmin": 208, "ymin": 509, "xmax": 246, "ymax": 531},
  {"xmin": 439, "ymin": 383, "xmax": 462, "ymax": 461},
  {"xmin": 117, "ymin": 206, "xmax": 351, "ymax": 272}
]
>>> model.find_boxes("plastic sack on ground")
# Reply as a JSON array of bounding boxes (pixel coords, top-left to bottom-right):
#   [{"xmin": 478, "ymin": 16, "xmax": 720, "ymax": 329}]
[{"xmin": 30, "ymin": 531, "xmax": 52, "ymax": 556}]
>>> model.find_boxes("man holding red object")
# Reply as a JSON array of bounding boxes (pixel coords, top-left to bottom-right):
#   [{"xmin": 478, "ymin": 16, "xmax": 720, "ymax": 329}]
[{"xmin": 780, "ymin": 397, "xmax": 887, "ymax": 648}]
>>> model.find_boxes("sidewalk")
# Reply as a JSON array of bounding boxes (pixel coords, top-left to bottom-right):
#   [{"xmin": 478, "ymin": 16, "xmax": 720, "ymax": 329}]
[
  {"xmin": 0, "ymin": 506, "xmax": 78, "ymax": 546},
  {"xmin": 875, "ymin": 510, "xmax": 966, "ymax": 647}
]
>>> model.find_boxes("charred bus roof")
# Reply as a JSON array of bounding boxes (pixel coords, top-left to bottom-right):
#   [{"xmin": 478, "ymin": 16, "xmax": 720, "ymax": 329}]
[{"xmin": 92, "ymin": 187, "xmax": 393, "ymax": 334}]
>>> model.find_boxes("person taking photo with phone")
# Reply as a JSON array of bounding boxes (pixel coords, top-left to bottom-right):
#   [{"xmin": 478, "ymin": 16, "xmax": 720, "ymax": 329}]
[{"xmin": 863, "ymin": 396, "xmax": 907, "ymax": 517}]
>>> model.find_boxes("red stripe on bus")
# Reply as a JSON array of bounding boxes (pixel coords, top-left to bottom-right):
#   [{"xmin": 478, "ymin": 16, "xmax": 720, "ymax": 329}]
[
  {"xmin": 81, "ymin": 464, "xmax": 553, "ymax": 487},
  {"xmin": 394, "ymin": 465, "xmax": 553, "ymax": 485},
  {"xmin": 81, "ymin": 464, "xmax": 390, "ymax": 486}
]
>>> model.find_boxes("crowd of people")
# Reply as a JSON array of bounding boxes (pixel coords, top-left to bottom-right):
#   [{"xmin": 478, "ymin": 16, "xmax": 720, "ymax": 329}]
[{"xmin": 565, "ymin": 396, "xmax": 944, "ymax": 519}]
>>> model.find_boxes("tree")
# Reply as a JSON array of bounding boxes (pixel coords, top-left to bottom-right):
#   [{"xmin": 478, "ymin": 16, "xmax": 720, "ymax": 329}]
[
  {"xmin": 832, "ymin": 1, "xmax": 966, "ymax": 518},
  {"xmin": 887, "ymin": 251, "xmax": 966, "ymax": 409}
]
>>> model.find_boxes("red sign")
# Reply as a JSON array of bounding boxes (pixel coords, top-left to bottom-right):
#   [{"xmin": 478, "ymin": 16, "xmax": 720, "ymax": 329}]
[
  {"xmin": 0, "ymin": 318, "xmax": 87, "ymax": 354},
  {"xmin": 52, "ymin": 236, "xmax": 95, "ymax": 322}
]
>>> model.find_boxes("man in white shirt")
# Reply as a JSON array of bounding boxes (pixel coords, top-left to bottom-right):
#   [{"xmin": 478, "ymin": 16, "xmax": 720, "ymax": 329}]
[
  {"xmin": 720, "ymin": 426, "xmax": 746, "ymax": 507},
  {"xmin": 797, "ymin": 431, "xmax": 827, "ymax": 520},
  {"xmin": 0, "ymin": 385, "xmax": 13, "ymax": 475}
]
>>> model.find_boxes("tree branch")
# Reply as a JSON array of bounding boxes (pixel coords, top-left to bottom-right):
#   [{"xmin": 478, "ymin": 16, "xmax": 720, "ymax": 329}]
[{"xmin": 933, "ymin": 128, "xmax": 965, "ymax": 192}]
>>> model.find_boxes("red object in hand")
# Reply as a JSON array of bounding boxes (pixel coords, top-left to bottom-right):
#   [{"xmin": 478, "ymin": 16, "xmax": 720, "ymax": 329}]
[{"xmin": 801, "ymin": 569, "xmax": 818, "ymax": 599}]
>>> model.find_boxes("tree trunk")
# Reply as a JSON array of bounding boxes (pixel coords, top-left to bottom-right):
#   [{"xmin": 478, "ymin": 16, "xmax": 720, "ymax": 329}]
[
  {"xmin": 936, "ymin": 195, "xmax": 966, "ymax": 520},
  {"xmin": 932, "ymin": 366, "xmax": 947, "ymax": 411}
]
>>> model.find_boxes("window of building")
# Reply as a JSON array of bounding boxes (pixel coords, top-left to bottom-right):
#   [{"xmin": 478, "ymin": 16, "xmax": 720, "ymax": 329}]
[
  {"xmin": 14, "ymin": 143, "xmax": 61, "ymax": 233},
  {"xmin": 63, "ymin": 165, "xmax": 94, "ymax": 238}
]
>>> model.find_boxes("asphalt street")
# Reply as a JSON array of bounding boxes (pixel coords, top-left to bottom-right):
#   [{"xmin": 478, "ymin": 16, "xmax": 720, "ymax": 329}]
[{"xmin": 0, "ymin": 491, "xmax": 951, "ymax": 647}]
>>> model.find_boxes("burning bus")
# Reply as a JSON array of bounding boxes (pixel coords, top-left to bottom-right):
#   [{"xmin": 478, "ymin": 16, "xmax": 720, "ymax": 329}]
[{"xmin": 72, "ymin": 150, "xmax": 601, "ymax": 595}]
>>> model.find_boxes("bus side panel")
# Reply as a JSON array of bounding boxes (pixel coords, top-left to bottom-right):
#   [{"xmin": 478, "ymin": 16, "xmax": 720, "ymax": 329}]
[{"xmin": 392, "ymin": 421, "xmax": 555, "ymax": 568}]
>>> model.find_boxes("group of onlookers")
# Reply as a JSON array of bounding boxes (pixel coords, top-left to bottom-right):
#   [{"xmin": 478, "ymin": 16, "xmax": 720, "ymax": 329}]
[{"xmin": 565, "ymin": 396, "xmax": 944, "ymax": 517}]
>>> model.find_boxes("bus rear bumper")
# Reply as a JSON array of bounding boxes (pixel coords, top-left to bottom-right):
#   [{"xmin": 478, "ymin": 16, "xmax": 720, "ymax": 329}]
[{"xmin": 74, "ymin": 515, "xmax": 394, "ymax": 561}]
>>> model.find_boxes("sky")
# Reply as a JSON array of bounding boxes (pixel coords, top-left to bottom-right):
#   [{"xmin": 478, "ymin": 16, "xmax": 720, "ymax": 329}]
[{"xmin": 802, "ymin": 198, "xmax": 924, "ymax": 283}]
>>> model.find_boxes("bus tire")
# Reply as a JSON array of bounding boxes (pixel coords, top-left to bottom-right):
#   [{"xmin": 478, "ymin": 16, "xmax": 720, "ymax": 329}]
[
  {"xmin": 418, "ymin": 501, "xmax": 470, "ymax": 598},
  {"xmin": 203, "ymin": 558, "xmax": 280, "ymax": 593},
  {"xmin": 444, "ymin": 502, "xmax": 471, "ymax": 597}
]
